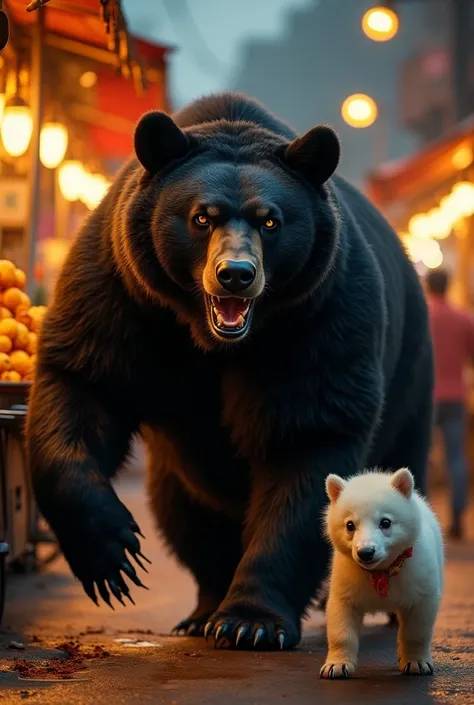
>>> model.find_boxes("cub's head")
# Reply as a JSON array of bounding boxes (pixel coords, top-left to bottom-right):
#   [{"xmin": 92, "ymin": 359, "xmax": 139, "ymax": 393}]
[
  {"xmin": 120, "ymin": 110, "xmax": 341, "ymax": 349},
  {"xmin": 324, "ymin": 469, "xmax": 421, "ymax": 571}
]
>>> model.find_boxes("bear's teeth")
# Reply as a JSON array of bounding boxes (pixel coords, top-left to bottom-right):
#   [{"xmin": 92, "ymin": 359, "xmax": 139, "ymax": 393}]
[
  {"xmin": 237, "ymin": 315, "xmax": 245, "ymax": 328},
  {"xmin": 216, "ymin": 314, "xmax": 225, "ymax": 328}
]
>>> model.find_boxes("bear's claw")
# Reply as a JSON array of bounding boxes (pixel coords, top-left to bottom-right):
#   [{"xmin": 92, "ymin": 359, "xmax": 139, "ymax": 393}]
[
  {"xmin": 235, "ymin": 624, "xmax": 248, "ymax": 646},
  {"xmin": 204, "ymin": 613, "xmax": 296, "ymax": 650},
  {"xmin": 401, "ymin": 660, "xmax": 434, "ymax": 676},
  {"xmin": 64, "ymin": 510, "xmax": 151, "ymax": 608},
  {"xmin": 214, "ymin": 624, "xmax": 228, "ymax": 645},
  {"xmin": 320, "ymin": 662, "xmax": 355, "ymax": 679},
  {"xmin": 253, "ymin": 627, "xmax": 265, "ymax": 647},
  {"xmin": 172, "ymin": 613, "xmax": 212, "ymax": 636},
  {"xmin": 171, "ymin": 622, "xmax": 201, "ymax": 636}
]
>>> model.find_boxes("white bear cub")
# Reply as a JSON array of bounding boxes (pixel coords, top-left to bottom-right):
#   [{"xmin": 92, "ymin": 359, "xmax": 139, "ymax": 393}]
[{"xmin": 320, "ymin": 468, "xmax": 443, "ymax": 679}]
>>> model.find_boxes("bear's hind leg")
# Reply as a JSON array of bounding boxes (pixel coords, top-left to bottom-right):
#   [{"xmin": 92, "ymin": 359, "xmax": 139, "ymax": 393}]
[{"xmin": 148, "ymin": 467, "xmax": 242, "ymax": 636}]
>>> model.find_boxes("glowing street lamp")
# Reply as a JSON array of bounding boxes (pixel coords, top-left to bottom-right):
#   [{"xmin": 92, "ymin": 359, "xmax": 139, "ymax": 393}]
[
  {"xmin": 341, "ymin": 93, "xmax": 378, "ymax": 129},
  {"xmin": 362, "ymin": 5, "xmax": 399, "ymax": 42}
]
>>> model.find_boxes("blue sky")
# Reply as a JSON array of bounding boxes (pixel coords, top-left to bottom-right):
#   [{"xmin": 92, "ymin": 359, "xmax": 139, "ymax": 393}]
[{"xmin": 125, "ymin": 0, "xmax": 313, "ymax": 107}]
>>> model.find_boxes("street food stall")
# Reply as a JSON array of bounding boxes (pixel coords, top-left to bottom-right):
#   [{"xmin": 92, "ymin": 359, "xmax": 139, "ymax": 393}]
[
  {"xmin": 0, "ymin": 0, "xmax": 171, "ymax": 623},
  {"xmin": 367, "ymin": 115, "xmax": 474, "ymax": 488},
  {"xmin": 1, "ymin": 0, "xmax": 171, "ymax": 296},
  {"xmin": 367, "ymin": 115, "xmax": 474, "ymax": 305}
]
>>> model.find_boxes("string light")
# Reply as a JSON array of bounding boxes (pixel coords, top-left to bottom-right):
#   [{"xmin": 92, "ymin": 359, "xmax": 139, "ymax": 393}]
[
  {"xmin": 408, "ymin": 182, "xmax": 474, "ymax": 242},
  {"xmin": 403, "ymin": 180, "xmax": 474, "ymax": 270}
]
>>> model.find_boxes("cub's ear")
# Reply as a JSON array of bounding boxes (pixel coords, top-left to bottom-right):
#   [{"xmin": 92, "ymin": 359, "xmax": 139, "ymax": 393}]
[
  {"xmin": 134, "ymin": 111, "xmax": 191, "ymax": 174},
  {"xmin": 391, "ymin": 468, "xmax": 414, "ymax": 498},
  {"xmin": 281, "ymin": 125, "xmax": 340, "ymax": 186},
  {"xmin": 325, "ymin": 474, "xmax": 346, "ymax": 503}
]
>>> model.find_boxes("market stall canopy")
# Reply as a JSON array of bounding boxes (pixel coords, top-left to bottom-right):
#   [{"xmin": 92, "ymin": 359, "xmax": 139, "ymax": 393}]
[
  {"xmin": 3, "ymin": 0, "xmax": 172, "ymax": 160},
  {"xmin": 367, "ymin": 115, "xmax": 474, "ymax": 209}
]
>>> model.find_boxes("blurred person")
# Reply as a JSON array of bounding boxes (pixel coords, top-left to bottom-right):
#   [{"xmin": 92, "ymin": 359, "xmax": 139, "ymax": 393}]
[{"xmin": 427, "ymin": 268, "xmax": 474, "ymax": 539}]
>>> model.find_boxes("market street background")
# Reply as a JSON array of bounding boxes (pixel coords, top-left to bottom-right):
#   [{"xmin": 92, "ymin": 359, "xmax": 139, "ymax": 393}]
[{"xmin": 0, "ymin": 452, "xmax": 473, "ymax": 705}]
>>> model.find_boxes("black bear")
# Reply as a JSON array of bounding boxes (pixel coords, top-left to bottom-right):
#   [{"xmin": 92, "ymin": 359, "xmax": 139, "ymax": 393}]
[{"xmin": 27, "ymin": 92, "xmax": 433, "ymax": 650}]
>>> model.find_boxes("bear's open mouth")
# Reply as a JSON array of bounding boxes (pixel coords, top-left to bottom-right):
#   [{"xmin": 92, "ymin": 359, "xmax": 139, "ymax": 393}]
[{"xmin": 207, "ymin": 295, "xmax": 254, "ymax": 339}]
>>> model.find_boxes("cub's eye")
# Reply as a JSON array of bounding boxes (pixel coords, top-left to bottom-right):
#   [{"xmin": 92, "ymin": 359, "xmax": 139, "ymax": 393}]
[
  {"xmin": 380, "ymin": 518, "xmax": 392, "ymax": 530},
  {"xmin": 346, "ymin": 520, "xmax": 355, "ymax": 532},
  {"xmin": 194, "ymin": 214, "xmax": 210, "ymax": 227},
  {"xmin": 262, "ymin": 218, "xmax": 278, "ymax": 231}
]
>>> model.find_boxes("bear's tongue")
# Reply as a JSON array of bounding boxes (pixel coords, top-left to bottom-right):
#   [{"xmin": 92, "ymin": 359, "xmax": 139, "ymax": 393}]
[{"xmin": 212, "ymin": 296, "xmax": 249, "ymax": 328}]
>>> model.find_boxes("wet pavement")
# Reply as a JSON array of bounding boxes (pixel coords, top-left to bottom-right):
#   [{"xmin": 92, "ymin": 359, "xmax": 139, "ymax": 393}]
[{"xmin": 0, "ymin": 467, "xmax": 473, "ymax": 704}]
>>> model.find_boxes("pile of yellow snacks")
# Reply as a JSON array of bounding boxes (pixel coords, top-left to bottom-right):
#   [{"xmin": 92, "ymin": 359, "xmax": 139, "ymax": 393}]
[{"xmin": 0, "ymin": 260, "xmax": 46, "ymax": 383}]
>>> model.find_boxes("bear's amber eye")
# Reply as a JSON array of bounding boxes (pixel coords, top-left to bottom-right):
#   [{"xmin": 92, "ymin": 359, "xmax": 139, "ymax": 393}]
[
  {"xmin": 346, "ymin": 520, "xmax": 355, "ymax": 532},
  {"xmin": 262, "ymin": 218, "xmax": 278, "ymax": 231},
  {"xmin": 194, "ymin": 214, "xmax": 210, "ymax": 227}
]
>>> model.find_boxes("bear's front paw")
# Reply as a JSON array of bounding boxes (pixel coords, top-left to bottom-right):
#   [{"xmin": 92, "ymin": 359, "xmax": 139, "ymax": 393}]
[
  {"xmin": 53, "ymin": 493, "xmax": 151, "ymax": 608},
  {"xmin": 320, "ymin": 662, "xmax": 356, "ymax": 679},
  {"xmin": 400, "ymin": 659, "xmax": 434, "ymax": 676},
  {"xmin": 204, "ymin": 603, "xmax": 300, "ymax": 650}
]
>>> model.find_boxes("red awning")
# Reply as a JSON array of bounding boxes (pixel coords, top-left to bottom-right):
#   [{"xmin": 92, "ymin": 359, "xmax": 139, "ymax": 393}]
[
  {"xmin": 367, "ymin": 115, "xmax": 474, "ymax": 209},
  {"xmin": 90, "ymin": 67, "xmax": 167, "ymax": 159},
  {"xmin": 5, "ymin": 0, "xmax": 168, "ymax": 65}
]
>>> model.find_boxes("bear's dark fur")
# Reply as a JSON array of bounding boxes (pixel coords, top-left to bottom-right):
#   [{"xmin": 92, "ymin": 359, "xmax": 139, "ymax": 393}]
[{"xmin": 27, "ymin": 92, "xmax": 433, "ymax": 650}]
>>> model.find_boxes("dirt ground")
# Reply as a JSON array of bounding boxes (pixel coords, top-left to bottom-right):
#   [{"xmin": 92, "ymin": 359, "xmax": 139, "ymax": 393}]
[{"xmin": 0, "ymin": 471, "xmax": 473, "ymax": 705}]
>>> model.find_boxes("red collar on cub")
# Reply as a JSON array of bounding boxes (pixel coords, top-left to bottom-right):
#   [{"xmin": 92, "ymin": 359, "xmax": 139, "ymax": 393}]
[{"xmin": 363, "ymin": 546, "xmax": 413, "ymax": 598}]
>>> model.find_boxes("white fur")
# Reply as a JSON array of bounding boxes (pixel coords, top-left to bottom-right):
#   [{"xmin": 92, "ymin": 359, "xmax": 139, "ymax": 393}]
[{"xmin": 320, "ymin": 468, "xmax": 444, "ymax": 679}]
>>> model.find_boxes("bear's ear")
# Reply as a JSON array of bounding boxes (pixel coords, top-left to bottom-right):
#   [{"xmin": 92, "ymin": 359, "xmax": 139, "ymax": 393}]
[
  {"xmin": 326, "ymin": 474, "xmax": 346, "ymax": 503},
  {"xmin": 134, "ymin": 111, "xmax": 191, "ymax": 174},
  {"xmin": 281, "ymin": 126, "xmax": 340, "ymax": 186},
  {"xmin": 391, "ymin": 468, "xmax": 414, "ymax": 498}
]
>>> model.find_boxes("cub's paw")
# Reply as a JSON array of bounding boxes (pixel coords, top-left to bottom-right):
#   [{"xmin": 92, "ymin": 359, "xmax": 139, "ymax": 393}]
[
  {"xmin": 320, "ymin": 662, "xmax": 356, "ymax": 679},
  {"xmin": 56, "ymin": 495, "xmax": 151, "ymax": 608},
  {"xmin": 400, "ymin": 660, "xmax": 434, "ymax": 676},
  {"xmin": 204, "ymin": 605, "xmax": 300, "ymax": 650}
]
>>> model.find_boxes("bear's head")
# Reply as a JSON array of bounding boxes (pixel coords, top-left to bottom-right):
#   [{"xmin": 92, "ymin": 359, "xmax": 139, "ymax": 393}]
[{"xmin": 119, "ymin": 111, "xmax": 341, "ymax": 350}]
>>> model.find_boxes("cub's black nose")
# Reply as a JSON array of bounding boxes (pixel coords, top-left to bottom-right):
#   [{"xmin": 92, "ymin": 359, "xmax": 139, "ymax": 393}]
[
  {"xmin": 357, "ymin": 547, "xmax": 376, "ymax": 563},
  {"xmin": 216, "ymin": 260, "xmax": 256, "ymax": 293}
]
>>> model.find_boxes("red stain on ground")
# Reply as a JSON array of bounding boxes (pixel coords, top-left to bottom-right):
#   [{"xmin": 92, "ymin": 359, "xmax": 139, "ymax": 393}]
[{"xmin": 11, "ymin": 641, "xmax": 110, "ymax": 680}]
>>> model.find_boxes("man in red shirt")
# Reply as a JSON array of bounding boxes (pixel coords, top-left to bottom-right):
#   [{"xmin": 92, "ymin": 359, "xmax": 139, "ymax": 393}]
[{"xmin": 427, "ymin": 268, "xmax": 474, "ymax": 539}]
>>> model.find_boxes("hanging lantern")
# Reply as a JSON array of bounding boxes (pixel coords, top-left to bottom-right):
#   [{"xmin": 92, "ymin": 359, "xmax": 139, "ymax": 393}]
[
  {"xmin": 58, "ymin": 160, "xmax": 87, "ymax": 201},
  {"xmin": 40, "ymin": 122, "xmax": 69, "ymax": 169},
  {"xmin": 0, "ymin": 98, "xmax": 33, "ymax": 157}
]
